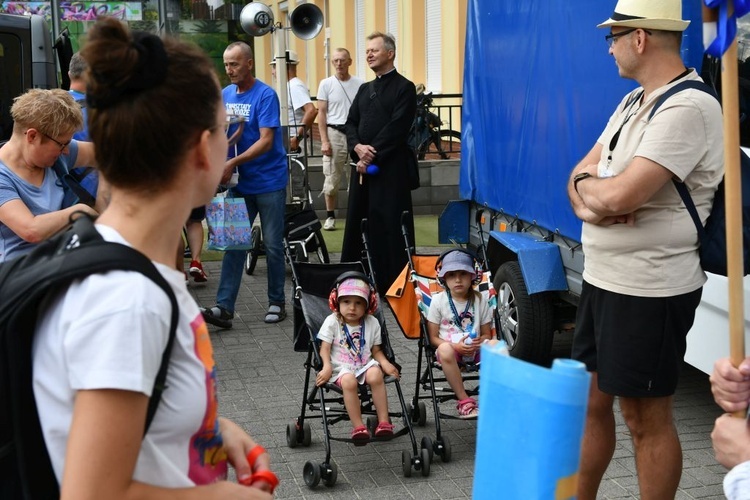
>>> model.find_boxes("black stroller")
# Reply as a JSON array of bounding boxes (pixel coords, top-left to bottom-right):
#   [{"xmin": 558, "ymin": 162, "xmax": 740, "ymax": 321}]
[
  {"xmin": 244, "ymin": 152, "xmax": 329, "ymax": 275},
  {"xmin": 283, "ymin": 232, "xmax": 430, "ymax": 487}
]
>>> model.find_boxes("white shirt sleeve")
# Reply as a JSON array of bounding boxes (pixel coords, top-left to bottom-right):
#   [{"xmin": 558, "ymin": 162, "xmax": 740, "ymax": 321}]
[{"xmin": 724, "ymin": 460, "xmax": 750, "ymax": 500}]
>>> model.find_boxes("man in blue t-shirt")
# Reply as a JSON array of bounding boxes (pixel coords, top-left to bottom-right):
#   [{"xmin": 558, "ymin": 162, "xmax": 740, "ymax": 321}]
[
  {"xmin": 201, "ymin": 42, "xmax": 289, "ymax": 328},
  {"xmin": 66, "ymin": 52, "xmax": 101, "ymax": 209}
]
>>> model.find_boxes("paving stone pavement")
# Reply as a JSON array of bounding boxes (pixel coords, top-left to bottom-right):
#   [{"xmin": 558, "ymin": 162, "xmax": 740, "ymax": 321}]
[{"xmin": 189, "ymin": 256, "xmax": 729, "ymax": 499}]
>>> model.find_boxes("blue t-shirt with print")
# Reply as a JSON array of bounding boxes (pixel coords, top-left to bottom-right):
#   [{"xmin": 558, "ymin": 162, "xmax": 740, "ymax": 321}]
[
  {"xmin": 0, "ymin": 140, "xmax": 79, "ymax": 262},
  {"xmin": 68, "ymin": 89, "xmax": 99, "ymax": 200},
  {"xmin": 223, "ymin": 80, "xmax": 287, "ymax": 196}
]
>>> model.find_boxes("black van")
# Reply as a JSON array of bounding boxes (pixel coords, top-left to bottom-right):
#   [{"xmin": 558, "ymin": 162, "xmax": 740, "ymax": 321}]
[{"xmin": 0, "ymin": 13, "xmax": 61, "ymax": 141}]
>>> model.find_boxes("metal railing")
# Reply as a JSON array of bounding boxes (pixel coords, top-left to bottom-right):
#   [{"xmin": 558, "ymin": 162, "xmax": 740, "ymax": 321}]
[{"xmin": 304, "ymin": 92, "xmax": 463, "ymax": 160}]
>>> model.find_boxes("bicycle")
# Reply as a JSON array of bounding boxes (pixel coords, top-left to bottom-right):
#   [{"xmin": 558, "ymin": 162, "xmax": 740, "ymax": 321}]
[
  {"xmin": 409, "ymin": 90, "xmax": 461, "ymax": 160},
  {"xmin": 244, "ymin": 152, "xmax": 329, "ymax": 275}
]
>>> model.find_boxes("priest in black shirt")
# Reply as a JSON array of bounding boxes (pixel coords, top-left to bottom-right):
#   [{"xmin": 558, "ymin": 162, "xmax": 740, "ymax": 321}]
[{"xmin": 343, "ymin": 31, "xmax": 417, "ymax": 293}]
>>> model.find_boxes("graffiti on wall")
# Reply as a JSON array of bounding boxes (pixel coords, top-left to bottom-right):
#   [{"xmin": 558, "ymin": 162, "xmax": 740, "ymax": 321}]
[{"xmin": 0, "ymin": 2, "xmax": 142, "ymax": 21}]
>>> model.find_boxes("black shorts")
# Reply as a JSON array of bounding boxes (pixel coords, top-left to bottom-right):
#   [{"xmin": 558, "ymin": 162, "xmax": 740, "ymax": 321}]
[
  {"xmin": 571, "ymin": 280, "xmax": 702, "ymax": 397},
  {"xmin": 188, "ymin": 206, "xmax": 205, "ymax": 222}
]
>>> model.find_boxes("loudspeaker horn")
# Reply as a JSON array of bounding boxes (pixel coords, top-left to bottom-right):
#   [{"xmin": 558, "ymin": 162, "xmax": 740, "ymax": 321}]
[
  {"xmin": 239, "ymin": 3, "xmax": 274, "ymax": 37},
  {"xmin": 289, "ymin": 3, "xmax": 323, "ymax": 40}
]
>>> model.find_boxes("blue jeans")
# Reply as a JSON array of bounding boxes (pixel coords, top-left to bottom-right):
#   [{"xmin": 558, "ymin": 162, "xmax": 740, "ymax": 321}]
[{"xmin": 216, "ymin": 188, "xmax": 286, "ymax": 313}]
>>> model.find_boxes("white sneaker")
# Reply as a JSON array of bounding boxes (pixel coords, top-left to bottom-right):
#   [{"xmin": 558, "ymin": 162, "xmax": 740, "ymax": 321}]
[{"xmin": 323, "ymin": 217, "xmax": 336, "ymax": 231}]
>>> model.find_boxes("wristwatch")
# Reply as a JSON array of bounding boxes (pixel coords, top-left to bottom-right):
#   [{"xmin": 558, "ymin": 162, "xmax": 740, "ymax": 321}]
[{"xmin": 573, "ymin": 172, "xmax": 593, "ymax": 194}]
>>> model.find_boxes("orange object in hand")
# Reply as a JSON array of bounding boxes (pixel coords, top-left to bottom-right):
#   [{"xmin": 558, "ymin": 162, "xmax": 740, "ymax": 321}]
[{"xmin": 238, "ymin": 445, "xmax": 280, "ymax": 493}]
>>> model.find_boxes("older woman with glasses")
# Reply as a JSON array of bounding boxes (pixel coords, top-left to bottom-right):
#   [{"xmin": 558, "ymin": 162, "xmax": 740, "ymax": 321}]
[{"xmin": 0, "ymin": 88, "xmax": 98, "ymax": 262}]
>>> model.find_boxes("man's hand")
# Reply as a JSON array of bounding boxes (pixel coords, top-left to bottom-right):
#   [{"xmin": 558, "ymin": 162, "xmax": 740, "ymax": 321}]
[
  {"xmin": 712, "ymin": 413, "xmax": 750, "ymax": 469},
  {"xmin": 221, "ymin": 160, "xmax": 235, "ymax": 185},
  {"xmin": 321, "ymin": 141, "xmax": 332, "ymax": 156},
  {"xmin": 354, "ymin": 144, "xmax": 376, "ymax": 164},
  {"xmin": 711, "ymin": 357, "xmax": 750, "ymax": 413}
]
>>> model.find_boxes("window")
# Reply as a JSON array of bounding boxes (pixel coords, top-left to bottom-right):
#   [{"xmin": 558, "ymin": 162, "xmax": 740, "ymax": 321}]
[{"xmin": 425, "ymin": 0, "xmax": 442, "ymax": 92}]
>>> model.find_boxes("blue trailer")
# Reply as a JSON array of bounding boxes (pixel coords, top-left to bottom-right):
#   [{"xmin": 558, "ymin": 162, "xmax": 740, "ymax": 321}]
[{"xmin": 446, "ymin": 0, "xmax": 750, "ymax": 370}]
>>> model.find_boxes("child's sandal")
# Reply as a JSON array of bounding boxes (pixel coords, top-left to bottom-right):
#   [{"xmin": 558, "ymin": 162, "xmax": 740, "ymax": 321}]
[
  {"xmin": 351, "ymin": 425, "xmax": 370, "ymax": 445},
  {"xmin": 456, "ymin": 397, "xmax": 479, "ymax": 419},
  {"xmin": 374, "ymin": 421, "xmax": 395, "ymax": 437}
]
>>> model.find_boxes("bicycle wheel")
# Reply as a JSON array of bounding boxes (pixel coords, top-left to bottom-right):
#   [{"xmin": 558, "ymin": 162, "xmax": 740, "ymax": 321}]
[
  {"xmin": 420, "ymin": 129, "xmax": 461, "ymax": 160},
  {"xmin": 244, "ymin": 225, "xmax": 262, "ymax": 276}
]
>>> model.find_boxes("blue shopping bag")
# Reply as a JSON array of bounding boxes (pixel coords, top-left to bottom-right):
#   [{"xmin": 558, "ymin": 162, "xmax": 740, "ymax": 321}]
[{"xmin": 205, "ymin": 193, "xmax": 252, "ymax": 251}]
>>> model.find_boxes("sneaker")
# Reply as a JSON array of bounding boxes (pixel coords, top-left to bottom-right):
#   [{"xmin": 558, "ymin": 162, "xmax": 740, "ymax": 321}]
[
  {"xmin": 184, "ymin": 271, "xmax": 189, "ymax": 286},
  {"xmin": 189, "ymin": 260, "xmax": 208, "ymax": 283},
  {"xmin": 201, "ymin": 305, "xmax": 233, "ymax": 329},
  {"xmin": 323, "ymin": 217, "xmax": 335, "ymax": 231}
]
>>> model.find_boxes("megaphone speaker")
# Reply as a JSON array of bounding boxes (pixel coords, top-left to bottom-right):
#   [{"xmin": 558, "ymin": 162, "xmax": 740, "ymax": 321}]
[
  {"xmin": 290, "ymin": 4, "xmax": 323, "ymax": 40},
  {"xmin": 239, "ymin": 3, "xmax": 274, "ymax": 37}
]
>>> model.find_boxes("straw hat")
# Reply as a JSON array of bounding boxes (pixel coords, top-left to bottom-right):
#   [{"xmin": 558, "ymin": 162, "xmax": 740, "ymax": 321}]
[
  {"xmin": 269, "ymin": 50, "xmax": 299, "ymax": 66},
  {"xmin": 597, "ymin": 0, "xmax": 690, "ymax": 32}
]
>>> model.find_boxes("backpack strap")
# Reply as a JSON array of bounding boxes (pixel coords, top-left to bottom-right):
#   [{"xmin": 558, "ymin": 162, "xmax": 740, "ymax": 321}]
[
  {"xmin": 60, "ymin": 217, "xmax": 179, "ymax": 435},
  {"xmin": 647, "ymin": 80, "xmax": 720, "ymax": 248},
  {"xmin": 51, "ymin": 160, "xmax": 97, "ymax": 208}
]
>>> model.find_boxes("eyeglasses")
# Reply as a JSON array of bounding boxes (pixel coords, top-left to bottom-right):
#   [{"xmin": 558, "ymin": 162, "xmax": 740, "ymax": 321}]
[
  {"xmin": 40, "ymin": 131, "xmax": 71, "ymax": 152},
  {"xmin": 605, "ymin": 28, "xmax": 652, "ymax": 48}
]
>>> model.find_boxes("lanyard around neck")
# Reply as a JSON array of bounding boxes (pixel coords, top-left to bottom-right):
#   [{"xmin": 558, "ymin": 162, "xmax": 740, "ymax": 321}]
[
  {"xmin": 447, "ymin": 291, "xmax": 473, "ymax": 332},
  {"xmin": 342, "ymin": 321, "xmax": 366, "ymax": 361}
]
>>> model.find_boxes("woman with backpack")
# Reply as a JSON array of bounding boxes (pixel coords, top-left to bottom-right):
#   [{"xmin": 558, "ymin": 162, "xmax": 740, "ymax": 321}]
[{"xmin": 31, "ymin": 18, "xmax": 274, "ymax": 498}]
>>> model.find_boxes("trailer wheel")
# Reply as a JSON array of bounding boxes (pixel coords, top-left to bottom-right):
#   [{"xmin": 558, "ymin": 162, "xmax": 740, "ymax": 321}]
[{"xmin": 494, "ymin": 261, "xmax": 554, "ymax": 365}]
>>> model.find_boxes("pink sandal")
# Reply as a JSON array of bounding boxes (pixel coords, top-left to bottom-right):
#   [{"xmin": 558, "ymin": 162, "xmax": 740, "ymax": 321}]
[
  {"xmin": 456, "ymin": 398, "xmax": 478, "ymax": 419},
  {"xmin": 375, "ymin": 421, "xmax": 395, "ymax": 437},
  {"xmin": 351, "ymin": 425, "xmax": 370, "ymax": 445}
]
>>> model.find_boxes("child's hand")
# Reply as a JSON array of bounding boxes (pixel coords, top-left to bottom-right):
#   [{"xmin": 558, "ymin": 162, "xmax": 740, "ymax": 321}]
[
  {"xmin": 316, "ymin": 364, "xmax": 332, "ymax": 387},
  {"xmin": 383, "ymin": 362, "xmax": 400, "ymax": 379},
  {"xmin": 453, "ymin": 337, "xmax": 473, "ymax": 357}
]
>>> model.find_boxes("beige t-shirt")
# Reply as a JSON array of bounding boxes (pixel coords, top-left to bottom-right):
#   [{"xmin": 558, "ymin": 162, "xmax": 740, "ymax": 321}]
[{"xmin": 582, "ymin": 71, "xmax": 724, "ymax": 297}]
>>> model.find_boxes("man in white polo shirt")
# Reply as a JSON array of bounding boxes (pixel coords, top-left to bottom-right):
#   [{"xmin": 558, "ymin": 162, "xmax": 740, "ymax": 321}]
[{"xmin": 316, "ymin": 48, "xmax": 363, "ymax": 230}]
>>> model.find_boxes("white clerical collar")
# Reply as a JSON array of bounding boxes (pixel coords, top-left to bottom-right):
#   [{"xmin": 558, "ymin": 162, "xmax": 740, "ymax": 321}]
[{"xmin": 377, "ymin": 68, "xmax": 396, "ymax": 78}]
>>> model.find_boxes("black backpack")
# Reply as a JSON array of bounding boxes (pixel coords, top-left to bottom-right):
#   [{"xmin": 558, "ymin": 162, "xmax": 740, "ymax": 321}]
[
  {"xmin": 649, "ymin": 79, "xmax": 750, "ymax": 276},
  {"xmin": 0, "ymin": 214, "xmax": 178, "ymax": 499}
]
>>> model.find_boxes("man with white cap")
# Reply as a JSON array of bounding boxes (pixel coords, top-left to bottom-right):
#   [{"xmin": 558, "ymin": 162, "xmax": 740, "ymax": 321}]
[
  {"xmin": 567, "ymin": 0, "xmax": 723, "ymax": 498},
  {"xmin": 270, "ymin": 50, "xmax": 317, "ymax": 153}
]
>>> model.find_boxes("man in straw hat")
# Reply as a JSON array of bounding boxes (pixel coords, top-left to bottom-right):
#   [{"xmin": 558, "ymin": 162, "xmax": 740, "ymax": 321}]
[{"xmin": 567, "ymin": 0, "xmax": 724, "ymax": 497}]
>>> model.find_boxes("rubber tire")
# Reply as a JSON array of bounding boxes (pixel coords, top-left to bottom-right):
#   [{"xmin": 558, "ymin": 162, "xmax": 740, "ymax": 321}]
[
  {"xmin": 303, "ymin": 461, "xmax": 321, "ymax": 488},
  {"xmin": 323, "ymin": 462, "xmax": 338, "ymax": 487},
  {"xmin": 494, "ymin": 261, "xmax": 554, "ymax": 365},
  {"xmin": 417, "ymin": 401, "xmax": 427, "ymax": 427},
  {"xmin": 439, "ymin": 435, "xmax": 452, "ymax": 463},
  {"xmin": 302, "ymin": 421, "xmax": 312, "ymax": 447},
  {"xmin": 366, "ymin": 416, "xmax": 378, "ymax": 435},
  {"xmin": 286, "ymin": 422, "xmax": 299, "ymax": 448},
  {"xmin": 418, "ymin": 129, "xmax": 461, "ymax": 160},
  {"xmin": 402, "ymin": 450, "xmax": 413, "ymax": 478},
  {"xmin": 421, "ymin": 435, "xmax": 434, "ymax": 463},
  {"xmin": 420, "ymin": 447, "xmax": 431, "ymax": 477},
  {"xmin": 245, "ymin": 225, "xmax": 262, "ymax": 276}
]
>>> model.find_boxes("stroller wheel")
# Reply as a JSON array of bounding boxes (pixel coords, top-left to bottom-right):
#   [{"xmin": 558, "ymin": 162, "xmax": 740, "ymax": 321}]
[
  {"xmin": 366, "ymin": 416, "xmax": 378, "ymax": 435},
  {"xmin": 438, "ymin": 435, "xmax": 452, "ymax": 463},
  {"xmin": 302, "ymin": 421, "xmax": 312, "ymax": 447},
  {"xmin": 244, "ymin": 226, "xmax": 262, "ymax": 275},
  {"xmin": 303, "ymin": 461, "xmax": 321, "ymax": 487},
  {"xmin": 401, "ymin": 450, "xmax": 413, "ymax": 478},
  {"xmin": 322, "ymin": 461, "xmax": 338, "ymax": 487},
  {"xmin": 286, "ymin": 422, "xmax": 299, "ymax": 448},
  {"xmin": 417, "ymin": 401, "xmax": 427, "ymax": 426},
  {"xmin": 420, "ymin": 447, "xmax": 431, "ymax": 477},
  {"xmin": 421, "ymin": 436, "xmax": 434, "ymax": 463}
]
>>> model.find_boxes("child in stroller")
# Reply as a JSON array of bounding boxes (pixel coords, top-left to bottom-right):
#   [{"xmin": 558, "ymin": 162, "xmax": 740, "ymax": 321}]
[
  {"xmin": 316, "ymin": 272, "xmax": 400, "ymax": 444},
  {"xmin": 426, "ymin": 249, "xmax": 494, "ymax": 419}
]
